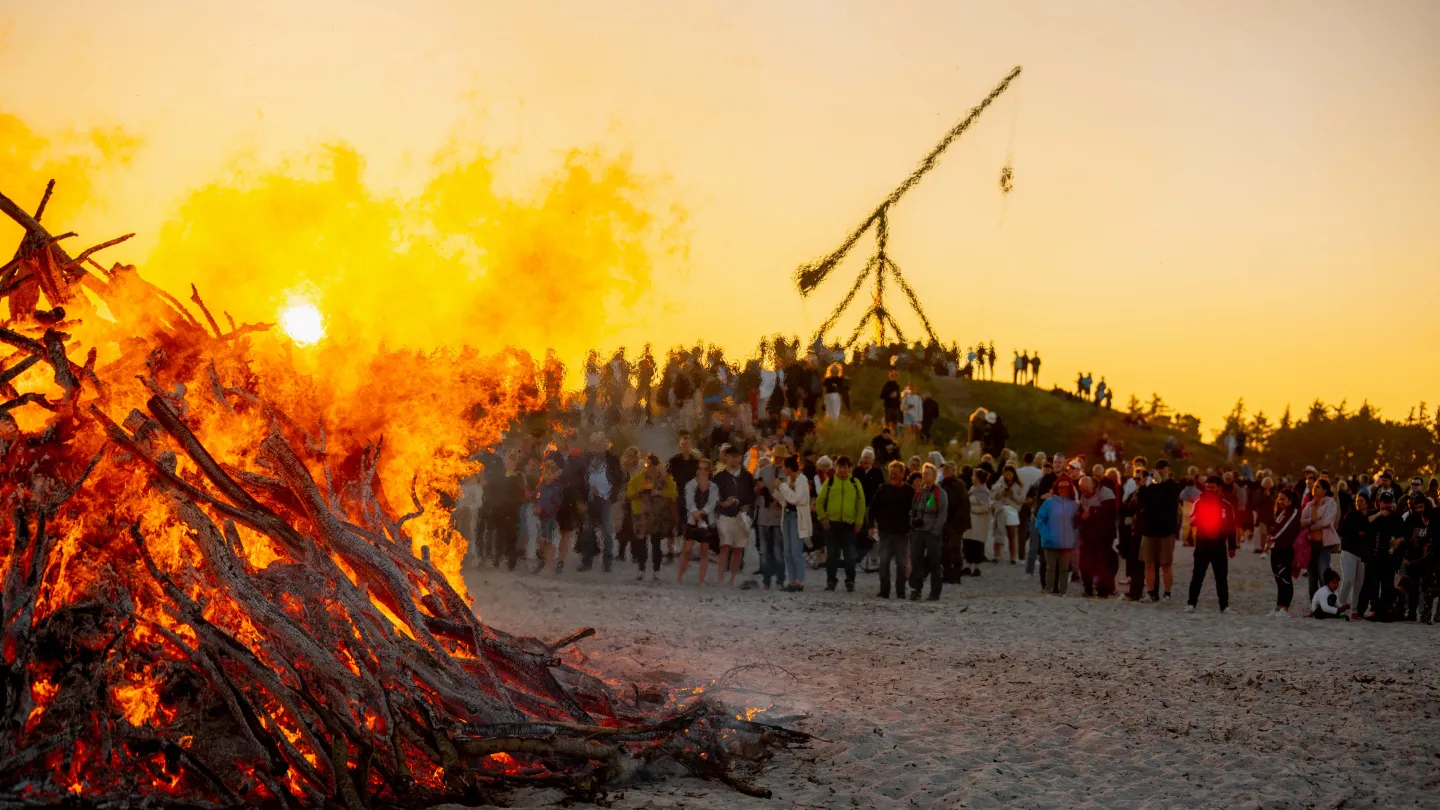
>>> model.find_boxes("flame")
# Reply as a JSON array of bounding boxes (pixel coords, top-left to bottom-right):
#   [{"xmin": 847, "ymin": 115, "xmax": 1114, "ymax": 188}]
[{"xmin": 112, "ymin": 681, "xmax": 168, "ymax": 727}]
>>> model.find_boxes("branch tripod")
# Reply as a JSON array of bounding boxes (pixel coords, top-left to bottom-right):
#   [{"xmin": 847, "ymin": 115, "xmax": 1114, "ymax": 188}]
[{"xmin": 795, "ymin": 65, "xmax": 1022, "ymax": 349}]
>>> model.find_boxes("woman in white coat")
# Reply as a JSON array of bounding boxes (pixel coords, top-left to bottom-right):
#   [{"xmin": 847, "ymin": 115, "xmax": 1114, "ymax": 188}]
[{"xmin": 776, "ymin": 454, "xmax": 812, "ymax": 592}]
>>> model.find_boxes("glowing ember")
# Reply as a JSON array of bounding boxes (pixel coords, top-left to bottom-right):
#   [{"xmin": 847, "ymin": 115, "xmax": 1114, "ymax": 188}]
[{"xmin": 278, "ymin": 300, "xmax": 325, "ymax": 345}]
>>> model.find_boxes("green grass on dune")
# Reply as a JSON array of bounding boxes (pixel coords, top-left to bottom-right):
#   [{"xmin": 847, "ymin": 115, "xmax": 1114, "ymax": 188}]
[{"xmin": 834, "ymin": 367, "xmax": 1226, "ymax": 469}]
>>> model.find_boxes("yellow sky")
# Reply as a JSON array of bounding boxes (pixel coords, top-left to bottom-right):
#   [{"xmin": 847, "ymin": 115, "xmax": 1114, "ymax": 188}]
[{"xmin": 2, "ymin": 0, "xmax": 1438, "ymax": 431}]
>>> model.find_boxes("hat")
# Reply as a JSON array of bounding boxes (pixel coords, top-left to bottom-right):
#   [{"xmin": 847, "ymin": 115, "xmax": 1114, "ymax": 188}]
[
  {"xmin": 985, "ymin": 411, "xmax": 998, "ymax": 424},
  {"xmin": 770, "ymin": 445, "xmax": 791, "ymax": 460},
  {"xmin": 1067, "ymin": 460, "xmax": 1083, "ymax": 470},
  {"xmin": 859, "ymin": 447, "xmax": 876, "ymax": 460},
  {"xmin": 1303, "ymin": 465, "xmax": 1318, "ymax": 474}
]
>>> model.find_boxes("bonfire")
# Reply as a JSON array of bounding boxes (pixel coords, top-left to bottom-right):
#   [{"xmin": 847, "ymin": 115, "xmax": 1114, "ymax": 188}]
[{"xmin": 0, "ymin": 183, "xmax": 802, "ymax": 806}]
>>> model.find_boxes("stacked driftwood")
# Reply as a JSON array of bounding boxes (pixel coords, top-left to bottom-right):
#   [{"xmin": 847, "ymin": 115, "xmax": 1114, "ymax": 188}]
[{"xmin": 0, "ymin": 183, "xmax": 803, "ymax": 807}]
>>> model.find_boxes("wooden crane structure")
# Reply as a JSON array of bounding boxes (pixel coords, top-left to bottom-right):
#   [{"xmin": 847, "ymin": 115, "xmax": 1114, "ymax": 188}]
[{"xmin": 795, "ymin": 65, "xmax": 1022, "ymax": 348}]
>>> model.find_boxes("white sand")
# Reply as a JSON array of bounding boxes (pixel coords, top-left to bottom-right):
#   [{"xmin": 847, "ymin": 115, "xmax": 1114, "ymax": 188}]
[{"xmin": 463, "ymin": 547, "xmax": 1440, "ymax": 809}]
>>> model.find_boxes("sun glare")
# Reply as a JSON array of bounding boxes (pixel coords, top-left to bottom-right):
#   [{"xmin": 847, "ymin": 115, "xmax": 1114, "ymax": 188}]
[{"xmin": 278, "ymin": 302, "xmax": 325, "ymax": 346}]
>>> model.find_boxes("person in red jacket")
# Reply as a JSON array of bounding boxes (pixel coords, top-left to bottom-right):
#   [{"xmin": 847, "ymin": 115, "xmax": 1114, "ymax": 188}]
[{"xmin": 1185, "ymin": 476, "xmax": 1238, "ymax": 614}]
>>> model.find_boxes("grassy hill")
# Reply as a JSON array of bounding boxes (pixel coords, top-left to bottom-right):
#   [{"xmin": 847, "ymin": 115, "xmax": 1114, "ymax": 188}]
[{"xmin": 821, "ymin": 367, "xmax": 1227, "ymax": 470}]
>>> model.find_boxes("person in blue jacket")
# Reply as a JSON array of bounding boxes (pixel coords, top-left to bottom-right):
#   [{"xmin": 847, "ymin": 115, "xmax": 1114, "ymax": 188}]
[{"xmin": 1036, "ymin": 476, "xmax": 1081, "ymax": 595}]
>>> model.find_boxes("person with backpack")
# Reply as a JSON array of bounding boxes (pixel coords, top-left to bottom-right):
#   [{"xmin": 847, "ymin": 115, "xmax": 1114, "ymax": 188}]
[
  {"xmin": 908, "ymin": 463, "xmax": 950, "ymax": 601},
  {"xmin": 816, "ymin": 455, "xmax": 867, "ymax": 592}
]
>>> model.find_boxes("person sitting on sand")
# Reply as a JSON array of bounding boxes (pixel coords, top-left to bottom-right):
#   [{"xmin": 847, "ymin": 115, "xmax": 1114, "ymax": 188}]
[{"xmin": 1309, "ymin": 570, "xmax": 1346, "ymax": 619}]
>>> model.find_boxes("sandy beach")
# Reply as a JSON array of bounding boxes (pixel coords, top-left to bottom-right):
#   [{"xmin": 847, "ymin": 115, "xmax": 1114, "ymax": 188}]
[{"xmin": 465, "ymin": 546, "xmax": 1440, "ymax": 809}]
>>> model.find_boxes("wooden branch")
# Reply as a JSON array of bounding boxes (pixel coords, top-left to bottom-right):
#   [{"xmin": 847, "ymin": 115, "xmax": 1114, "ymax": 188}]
[
  {"xmin": 189, "ymin": 284, "xmax": 223, "ymax": 339},
  {"xmin": 543, "ymin": 627, "xmax": 595, "ymax": 653},
  {"xmin": 33, "ymin": 180, "xmax": 55, "ymax": 222}
]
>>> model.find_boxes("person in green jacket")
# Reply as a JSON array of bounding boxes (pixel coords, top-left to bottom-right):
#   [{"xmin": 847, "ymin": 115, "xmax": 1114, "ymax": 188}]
[
  {"xmin": 817, "ymin": 456, "xmax": 868, "ymax": 592},
  {"xmin": 627, "ymin": 454, "xmax": 677, "ymax": 581}
]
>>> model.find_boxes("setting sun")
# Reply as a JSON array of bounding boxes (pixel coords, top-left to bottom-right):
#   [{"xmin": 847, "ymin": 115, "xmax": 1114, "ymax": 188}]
[{"xmin": 278, "ymin": 301, "xmax": 325, "ymax": 346}]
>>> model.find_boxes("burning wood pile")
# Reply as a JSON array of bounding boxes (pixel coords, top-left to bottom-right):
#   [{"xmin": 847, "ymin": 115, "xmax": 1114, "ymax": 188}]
[{"xmin": 0, "ymin": 184, "xmax": 801, "ymax": 806}]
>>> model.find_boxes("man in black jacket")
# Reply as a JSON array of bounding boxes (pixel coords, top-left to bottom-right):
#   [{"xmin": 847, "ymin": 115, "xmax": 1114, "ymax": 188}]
[
  {"xmin": 579, "ymin": 432, "xmax": 626, "ymax": 572},
  {"xmin": 939, "ymin": 461, "xmax": 970, "ymax": 583},
  {"xmin": 879, "ymin": 370, "xmax": 903, "ymax": 430},
  {"xmin": 854, "ymin": 448, "xmax": 886, "ymax": 567},
  {"xmin": 870, "ymin": 461, "xmax": 913, "ymax": 599},
  {"xmin": 1138, "ymin": 460, "xmax": 1181, "ymax": 603},
  {"xmin": 870, "ymin": 426, "xmax": 900, "ymax": 466},
  {"xmin": 1185, "ymin": 477, "xmax": 1238, "ymax": 613}
]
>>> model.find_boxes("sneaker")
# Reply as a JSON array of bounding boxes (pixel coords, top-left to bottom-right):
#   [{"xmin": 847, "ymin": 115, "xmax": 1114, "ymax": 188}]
[
  {"xmin": 1139, "ymin": 593, "xmax": 1155, "ymax": 604},
  {"xmin": 909, "ymin": 592, "xmax": 922, "ymax": 601},
  {"xmin": 1162, "ymin": 593, "xmax": 1172, "ymax": 605},
  {"xmin": 824, "ymin": 583, "xmax": 837, "ymax": 592},
  {"xmin": 1184, "ymin": 605, "xmax": 1196, "ymax": 614},
  {"xmin": 652, "ymin": 572, "xmax": 661, "ymax": 582},
  {"xmin": 1276, "ymin": 608, "xmax": 1290, "ymax": 618},
  {"xmin": 845, "ymin": 581, "xmax": 855, "ymax": 593},
  {"xmin": 1219, "ymin": 607, "xmax": 1230, "ymax": 615}
]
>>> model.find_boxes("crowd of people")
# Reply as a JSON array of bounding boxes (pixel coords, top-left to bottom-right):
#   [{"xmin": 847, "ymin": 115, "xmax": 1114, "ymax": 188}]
[{"xmin": 463, "ymin": 345, "xmax": 1438, "ymax": 623}]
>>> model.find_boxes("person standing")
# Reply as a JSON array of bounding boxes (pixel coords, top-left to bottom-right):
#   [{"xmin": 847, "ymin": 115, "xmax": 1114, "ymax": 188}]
[
  {"xmin": 822, "ymin": 363, "xmax": 846, "ymax": 422},
  {"xmin": 1359, "ymin": 491, "xmax": 1404, "ymax": 618},
  {"xmin": 713, "ymin": 445, "xmax": 757, "ymax": 586},
  {"xmin": 1035, "ymin": 477, "xmax": 1081, "ymax": 595},
  {"xmin": 753, "ymin": 453, "xmax": 785, "ymax": 590},
  {"xmin": 627, "ymin": 454, "xmax": 677, "ymax": 581},
  {"xmin": 907, "ymin": 463, "xmax": 950, "ymax": 601},
  {"xmin": 1138, "ymin": 460, "xmax": 1181, "ymax": 603},
  {"xmin": 963, "ymin": 468, "xmax": 994, "ymax": 575},
  {"xmin": 920, "ymin": 391, "xmax": 940, "ymax": 441},
  {"xmin": 617, "ymin": 446, "xmax": 643, "ymax": 563},
  {"xmin": 879, "ymin": 369, "xmax": 903, "ymax": 431},
  {"xmin": 1185, "ymin": 476, "xmax": 1238, "ymax": 614},
  {"xmin": 775, "ymin": 455, "xmax": 812, "ymax": 592},
  {"xmin": 667, "ymin": 431, "xmax": 702, "ymax": 563},
  {"xmin": 870, "ymin": 461, "xmax": 913, "ymax": 598},
  {"xmin": 939, "ymin": 460, "xmax": 971, "ymax": 583},
  {"xmin": 1300, "ymin": 479, "xmax": 1340, "ymax": 599},
  {"xmin": 1268, "ymin": 488, "xmax": 1302, "ymax": 617},
  {"xmin": 902, "ymin": 384, "xmax": 924, "ymax": 437},
  {"xmin": 1399, "ymin": 494, "xmax": 1432, "ymax": 621},
  {"xmin": 1029, "ymin": 351, "xmax": 1041, "ymax": 385},
  {"xmin": 1251, "ymin": 476, "xmax": 1278, "ymax": 553},
  {"xmin": 1077, "ymin": 475, "xmax": 1118, "ymax": 597},
  {"xmin": 854, "ymin": 447, "xmax": 886, "ymax": 570},
  {"xmin": 579, "ymin": 432, "xmax": 624, "ymax": 573},
  {"xmin": 816, "ymin": 456, "xmax": 867, "ymax": 592},
  {"xmin": 1337, "ymin": 492, "xmax": 1373, "ymax": 617},
  {"xmin": 677, "ymin": 459, "xmax": 720, "ymax": 585},
  {"xmin": 986, "ymin": 340, "xmax": 998, "ymax": 380},
  {"xmin": 991, "ymin": 465, "xmax": 1026, "ymax": 564}
]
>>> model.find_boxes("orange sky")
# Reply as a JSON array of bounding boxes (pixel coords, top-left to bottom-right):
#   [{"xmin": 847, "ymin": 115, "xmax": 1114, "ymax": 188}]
[{"xmin": 2, "ymin": 0, "xmax": 1438, "ymax": 432}]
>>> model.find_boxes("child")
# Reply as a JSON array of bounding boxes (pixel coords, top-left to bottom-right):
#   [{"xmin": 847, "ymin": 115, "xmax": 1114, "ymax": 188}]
[{"xmin": 1309, "ymin": 569, "xmax": 1346, "ymax": 620}]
